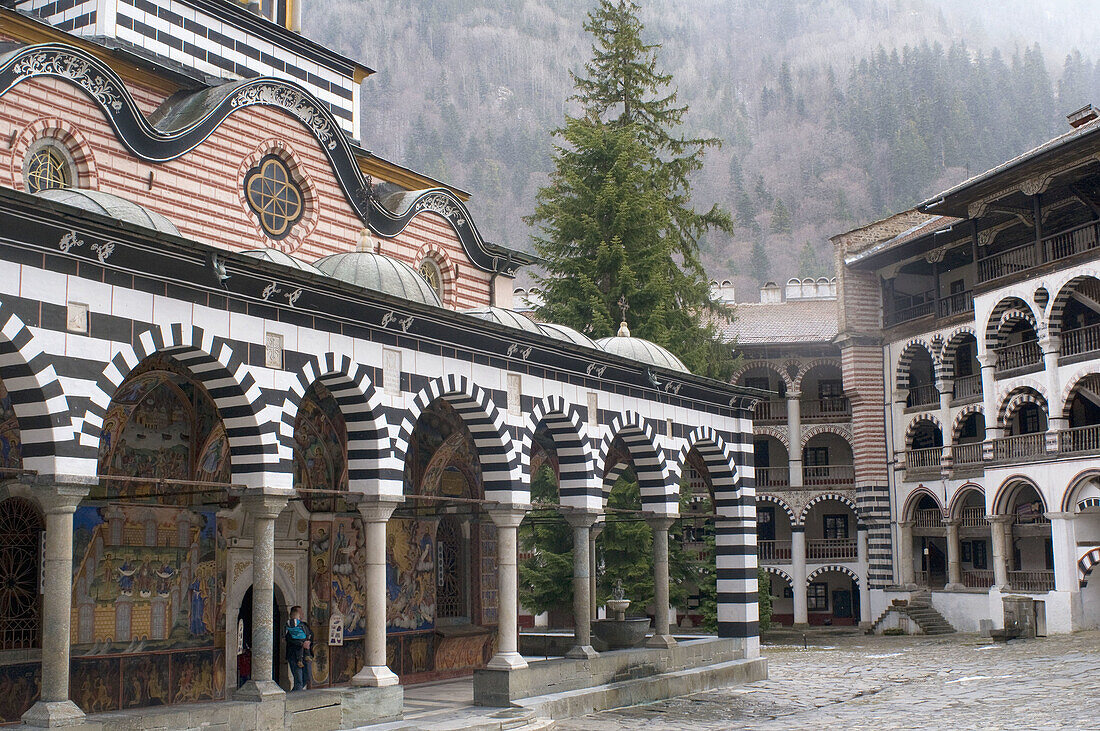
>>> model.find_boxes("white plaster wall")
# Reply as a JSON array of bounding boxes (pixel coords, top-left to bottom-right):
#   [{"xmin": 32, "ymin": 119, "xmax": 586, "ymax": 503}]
[{"xmin": 929, "ymin": 591, "xmax": 992, "ymax": 632}]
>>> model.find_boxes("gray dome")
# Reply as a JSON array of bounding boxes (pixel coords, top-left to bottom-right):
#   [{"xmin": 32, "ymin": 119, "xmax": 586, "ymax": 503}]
[
  {"xmin": 596, "ymin": 323, "xmax": 689, "ymax": 373},
  {"xmin": 314, "ymin": 251, "xmax": 442, "ymax": 307},
  {"xmin": 242, "ymin": 248, "xmax": 325, "ymax": 276},
  {"xmin": 463, "ymin": 306, "xmax": 541, "ymax": 334},
  {"xmin": 538, "ymin": 322, "xmax": 599, "ymax": 349},
  {"xmin": 36, "ymin": 188, "xmax": 179, "ymax": 235}
]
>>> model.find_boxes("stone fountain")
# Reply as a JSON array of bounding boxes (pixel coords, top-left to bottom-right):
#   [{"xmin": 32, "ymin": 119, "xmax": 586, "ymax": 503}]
[{"xmin": 592, "ymin": 580, "xmax": 652, "ymax": 650}]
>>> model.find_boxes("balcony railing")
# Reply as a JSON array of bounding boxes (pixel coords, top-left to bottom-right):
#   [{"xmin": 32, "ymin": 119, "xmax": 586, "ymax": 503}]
[
  {"xmin": 913, "ymin": 508, "xmax": 943, "ymax": 528},
  {"xmin": 1012, "ymin": 511, "xmax": 1050, "ymax": 526},
  {"xmin": 1062, "ymin": 322, "xmax": 1100, "ymax": 358},
  {"xmin": 802, "ymin": 397, "xmax": 852, "ymax": 421},
  {"xmin": 802, "ymin": 464, "xmax": 855, "ymax": 486},
  {"xmin": 807, "ymin": 538, "xmax": 858, "ymax": 561},
  {"xmin": 1059, "ymin": 424, "xmax": 1100, "ymax": 454},
  {"xmin": 1007, "ymin": 570, "xmax": 1055, "ymax": 593},
  {"xmin": 978, "ymin": 242, "xmax": 1036, "ymax": 283},
  {"xmin": 886, "ymin": 291, "xmax": 935, "ymax": 327},
  {"xmin": 754, "ymin": 399, "xmax": 787, "ymax": 424},
  {"xmin": 962, "ymin": 569, "xmax": 995, "ymax": 588},
  {"xmin": 995, "ymin": 340, "xmax": 1043, "ymax": 372},
  {"xmin": 907, "ymin": 383, "xmax": 940, "ymax": 407},
  {"xmin": 906, "ymin": 447, "xmax": 944, "ymax": 472},
  {"xmin": 952, "ymin": 374, "xmax": 982, "ymax": 401},
  {"xmin": 938, "ymin": 289, "xmax": 974, "ymax": 318},
  {"xmin": 1043, "ymin": 219, "xmax": 1100, "ymax": 262},
  {"xmin": 992, "ymin": 433, "xmax": 1047, "ymax": 461},
  {"xmin": 756, "ymin": 466, "xmax": 790, "ymax": 488},
  {"xmin": 757, "ymin": 539, "xmax": 792, "ymax": 562},
  {"xmin": 952, "ymin": 442, "xmax": 985, "ymax": 466},
  {"xmin": 959, "ymin": 506, "xmax": 987, "ymax": 528}
]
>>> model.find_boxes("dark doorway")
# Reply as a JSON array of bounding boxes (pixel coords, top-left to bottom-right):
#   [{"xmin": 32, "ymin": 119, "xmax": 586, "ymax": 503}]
[
  {"xmin": 832, "ymin": 589, "xmax": 853, "ymax": 619},
  {"xmin": 239, "ymin": 586, "xmax": 283, "ymax": 687}
]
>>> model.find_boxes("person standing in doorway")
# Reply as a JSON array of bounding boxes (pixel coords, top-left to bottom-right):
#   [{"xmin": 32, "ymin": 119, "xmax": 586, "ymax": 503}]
[{"xmin": 285, "ymin": 605, "xmax": 313, "ymax": 691}]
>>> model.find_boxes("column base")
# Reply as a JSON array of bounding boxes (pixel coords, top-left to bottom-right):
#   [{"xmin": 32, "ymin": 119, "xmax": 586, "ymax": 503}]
[
  {"xmin": 351, "ymin": 665, "xmax": 400, "ymax": 688},
  {"xmin": 486, "ymin": 651, "xmax": 528, "ymax": 670},
  {"xmin": 21, "ymin": 701, "xmax": 86, "ymax": 728},
  {"xmin": 645, "ymin": 634, "xmax": 677, "ymax": 649},
  {"xmin": 234, "ymin": 678, "xmax": 286, "ymax": 702},
  {"xmin": 792, "ymin": 622, "xmax": 810, "ymax": 629},
  {"xmin": 564, "ymin": 644, "xmax": 598, "ymax": 660},
  {"xmin": 944, "ymin": 583, "xmax": 965, "ymax": 592}
]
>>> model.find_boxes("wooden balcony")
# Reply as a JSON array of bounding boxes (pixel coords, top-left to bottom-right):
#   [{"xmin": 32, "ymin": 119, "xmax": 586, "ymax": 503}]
[
  {"xmin": 906, "ymin": 383, "xmax": 940, "ymax": 407},
  {"xmin": 801, "ymin": 396, "xmax": 852, "ymax": 421},
  {"xmin": 905, "ymin": 447, "xmax": 943, "ymax": 473},
  {"xmin": 1007, "ymin": 570, "xmax": 1055, "ymax": 593},
  {"xmin": 959, "ymin": 506, "xmax": 987, "ymax": 528},
  {"xmin": 1062, "ymin": 323, "xmax": 1100, "ymax": 359},
  {"xmin": 802, "ymin": 464, "xmax": 855, "ymax": 486},
  {"xmin": 757, "ymin": 539, "xmax": 792, "ymax": 563},
  {"xmin": 1043, "ymin": 219, "xmax": 1100, "ymax": 262},
  {"xmin": 991, "ymin": 433, "xmax": 1047, "ymax": 461},
  {"xmin": 913, "ymin": 508, "xmax": 943, "ymax": 528},
  {"xmin": 807, "ymin": 538, "xmax": 858, "ymax": 561},
  {"xmin": 756, "ymin": 466, "xmax": 790, "ymax": 488},
  {"xmin": 978, "ymin": 242, "xmax": 1036, "ymax": 283},
  {"xmin": 952, "ymin": 374, "xmax": 982, "ymax": 401},
  {"xmin": 1059, "ymin": 424, "xmax": 1100, "ymax": 454},
  {"xmin": 994, "ymin": 340, "xmax": 1043, "ymax": 373},
  {"xmin": 754, "ymin": 399, "xmax": 787, "ymax": 424},
  {"xmin": 978, "ymin": 220, "xmax": 1100, "ymax": 285},
  {"xmin": 886, "ymin": 291, "xmax": 935, "ymax": 327},
  {"xmin": 938, "ymin": 289, "xmax": 974, "ymax": 318},
  {"xmin": 952, "ymin": 442, "xmax": 984, "ymax": 466},
  {"xmin": 962, "ymin": 569, "xmax": 994, "ymax": 588}
]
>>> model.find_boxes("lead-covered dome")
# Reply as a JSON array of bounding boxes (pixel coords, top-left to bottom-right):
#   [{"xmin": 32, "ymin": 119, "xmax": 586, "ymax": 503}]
[
  {"xmin": 242, "ymin": 248, "xmax": 325, "ymax": 276},
  {"xmin": 314, "ymin": 251, "xmax": 442, "ymax": 307},
  {"xmin": 596, "ymin": 322, "xmax": 689, "ymax": 373},
  {"xmin": 36, "ymin": 188, "xmax": 180, "ymax": 236},
  {"xmin": 538, "ymin": 322, "xmax": 599, "ymax": 350},
  {"xmin": 463, "ymin": 306, "xmax": 541, "ymax": 334}
]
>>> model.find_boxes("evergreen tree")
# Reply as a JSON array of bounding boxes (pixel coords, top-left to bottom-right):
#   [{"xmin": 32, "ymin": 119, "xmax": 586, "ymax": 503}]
[
  {"xmin": 598, "ymin": 470, "xmax": 654, "ymax": 609},
  {"xmin": 529, "ymin": 0, "xmax": 734, "ymax": 379},
  {"xmin": 517, "ymin": 465, "xmax": 573, "ymax": 617},
  {"xmin": 769, "ymin": 198, "xmax": 792, "ymax": 235},
  {"xmin": 749, "ymin": 238, "xmax": 770, "ymax": 285},
  {"xmin": 798, "ymin": 240, "xmax": 829, "ymax": 278}
]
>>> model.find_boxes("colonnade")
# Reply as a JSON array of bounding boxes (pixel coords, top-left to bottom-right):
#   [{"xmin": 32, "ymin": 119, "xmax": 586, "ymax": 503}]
[{"xmin": 784, "ymin": 525, "xmax": 870, "ymax": 627}]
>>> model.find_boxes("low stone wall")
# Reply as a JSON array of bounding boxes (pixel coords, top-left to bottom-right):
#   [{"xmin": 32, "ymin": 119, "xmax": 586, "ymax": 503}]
[{"xmin": 473, "ymin": 637, "xmax": 756, "ymax": 707}]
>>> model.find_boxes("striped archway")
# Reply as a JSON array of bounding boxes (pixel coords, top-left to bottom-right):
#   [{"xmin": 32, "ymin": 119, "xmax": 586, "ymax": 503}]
[
  {"xmin": 951, "ymin": 404, "xmax": 984, "ymax": 441},
  {"xmin": 395, "ymin": 374, "xmax": 524, "ymax": 504},
  {"xmin": 948, "ymin": 483, "xmax": 987, "ymax": 521},
  {"xmin": 523, "ymin": 396, "xmax": 597, "ymax": 511},
  {"xmin": 902, "ymin": 487, "xmax": 944, "ymax": 521},
  {"xmin": 598, "ymin": 411, "xmax": 674, "ymax": 515},
  {"xmin": 278, "ymin": 352, "xmax": 399, "ymax": 498},
  {"xmin": 997, "ymin": 385, "xmax": 1048, "ymax": 430},
  {"xmin": 798, "ymin": 492, "xmax": 860, "ymax": 527},
  {"xmin": 1048, "ymin": 271, "xmax": 1100, "ymax": 338},
  {"xmin": 895, "ymin": 339, "xmax": 938, "ymax": 391},
  {"xmin": 985, "ymin": 296, "xmax": 1040, "ymax": 351},
  {"xmin": 940, "ymin": 327, "xmax": 978, "ymax": 381},
  {"xmin": 762, "ymin": 566, "xmax": 793, "ymax": 588},
  {"xmin": 807, "ymin": 565, "xmax": 860, "ymax": 584},
  {"xmin": 756, "ymin": 493, "xmax": 795, "ymax": 525}
]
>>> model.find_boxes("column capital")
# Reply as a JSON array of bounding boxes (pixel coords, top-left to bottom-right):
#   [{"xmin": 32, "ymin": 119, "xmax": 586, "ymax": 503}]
[
  {"xmin": 986, "ymin": 514, "xmax": 1013, "ymax": 524},
  {"xmin": 978, "ymin": 352, "xmax": 998, "ymax": 368},
  {"xmin": 590, "ymin": 518, "xmax": 606, "ymax": 539},
  {"xmin": 1045, "ymin": 511, "xmax": 1075, "ymax": 521},
  {"xmin": 1039, "ymin": 336, "xmax": 1061, "ymax": 354},
  {"xmin": 239, "ymin": 489, "xmax": 292, "ymax": 519},
  {"xmin": 898, "ymin": 520, "xmax": 915, "ymax": 528},
  {"xmin": 563, "ymin": 509, "xmax": 602, "ymax": 529},
  {"xmin": 488, "ymin": 505, "xmax": 529, "ymax": 528},
  {"xmin": 357, "ymin": 496, "xmax": 403, "ymax": 523},
  {"xmin": 36, "ymin": 483, "xmax": 89, "ymax": 513},
  {"xmin": 786, "ymin": 391, "xmax": 802, "ymax": 401},
  {"xmin": 645, "ymin": 515, "xmax": 676, "ymax": 531},
  {"xmin": 943, "ymin": 518, "xmax": 960, "ymax": 528}
]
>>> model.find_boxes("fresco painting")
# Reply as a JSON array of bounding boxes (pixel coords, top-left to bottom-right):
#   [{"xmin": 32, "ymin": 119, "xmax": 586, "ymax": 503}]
[
  {"xmin": 294, "ymin": 381, "xmax": 348, "ymax": 513},
  {"xmin": 386, "ymin": 518, "xmax": 435, "ymax": 632},
  {"xmin": 0, "ymin": 663, "xmax": 39, "ymax": 723},
  {"xmin": 0, "ymin": 377, "xmax": 23, "ymax": 470}
]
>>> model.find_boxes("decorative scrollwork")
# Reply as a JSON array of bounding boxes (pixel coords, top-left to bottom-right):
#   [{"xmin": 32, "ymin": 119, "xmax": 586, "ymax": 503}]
[
  {"xmin": 90, "ymin": 241, "xmax": 115, "ymax": 263},
  {"xmin": 13, "ymin": 51, "xmax": 123, "ymax": 111},
  {"xmin": 58, "ymin": 231, "xmax": 84, "ymax": 253},
  {"xmin": 231, "ymin": 84, "xmax": 338, "ymax": 151},
  {"xmin": 414, "ymin": 193, "xmax": 466, "ymax": 227}
]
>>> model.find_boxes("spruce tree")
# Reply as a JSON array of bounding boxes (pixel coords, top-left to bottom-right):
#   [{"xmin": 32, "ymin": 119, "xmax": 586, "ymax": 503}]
[
  {"xmin": 518, "ymin": 464, "xmax": 574, "ymax": 617},
  {"xmin": 529, "ymin": 0, "xmax": 734, "ymax": 380}
]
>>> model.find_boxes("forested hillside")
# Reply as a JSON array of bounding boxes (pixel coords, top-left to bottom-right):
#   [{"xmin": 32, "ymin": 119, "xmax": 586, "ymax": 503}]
[{"xmin": 305, "ymin": 0, "xmax": 1100, "ymax": 297}]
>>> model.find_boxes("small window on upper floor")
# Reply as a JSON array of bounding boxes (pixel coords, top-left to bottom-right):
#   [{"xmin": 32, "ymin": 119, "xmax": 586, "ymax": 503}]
[
  {"xmin": 261, "ymin": 0, "xmax": 289, "ymax": 27},
  {"xmin": 245, "ymin": 155, "xmax": 304, "ymax": 239},
  {"xmin": 23, "ymin": 140, "xmax": 73, "ymax": 193},
  {"xmin": 418, "ymin": 258, "xmax": 443, "ymax": 299}
]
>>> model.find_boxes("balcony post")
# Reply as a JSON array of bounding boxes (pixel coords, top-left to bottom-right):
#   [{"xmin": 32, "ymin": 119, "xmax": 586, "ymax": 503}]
[
  {"xmin": 944, "ymin": 519, "xmax": 963, "ymax": 590},
  {"xmin": 590, "ymin": 519, "xmax": 604, "ymax": 620},
  {"xmin": 989, "ymin": 515, "xmax": 1011, "ymax": 590},
  {"xmin": 939, "ymin": 380, "xmax": 953, "ymax": 475},
  {"xmin": 898, "ymin": 520, "xmax": 916, "ymax": 588},
  {"xmin": 1040, "ymin": 336, "xmax": 1065, "ymax": 452},
  {"xmin": 791, "ymin": 527, "xmax": 808, "ymax": 627},
  {"xmin": 1047, "ymin": 512, "xmax": 1078, "ymax": 592},
  {"xmin": 787, "ymin": 392, "xmax": 803, "ymax": 487},
  {"xmin": 977, "ymin": 352, "xmax": 1001, "ymax": 442}
]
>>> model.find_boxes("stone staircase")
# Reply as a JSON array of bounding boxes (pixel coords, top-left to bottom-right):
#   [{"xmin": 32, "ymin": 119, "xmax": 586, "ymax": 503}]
[{"xmin": 870, "ymin": 590, "xmax": 956, "ymax": 635}]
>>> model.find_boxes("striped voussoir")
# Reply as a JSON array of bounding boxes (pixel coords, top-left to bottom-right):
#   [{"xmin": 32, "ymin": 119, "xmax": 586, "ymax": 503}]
[
  {"xmin": 0, "ymin": 300, "xmax": 73, "ymax": 473},
  {"xmin": 895, "ymin": 339, "xmax": 937, "ymax": 391},
  {"xmin": 79, "ymin": 323, "xmax": 277, "ymax": 485},
  {"xmin": 1078, "ymin": 547, "xmax": 1100, "ymax": 585},
  {"xmin": 675, "ymin": 426, "xmax": 740, "ymax": 510},
  {"xmin": 762, "ymin": 565, "xmax": 793, "ymax": 588},
  {"xmin": 799, "ymin": 492, "xmax": 860, "ymax": 526},
  {"xmin": 997, "ymin": 386, "xmax": 1048, "ymax": 427},
  {"xmin": 278, "ymin": 352, "xmax": 400, "ymax": 495},
  {"xmin": 598, "ymin": 411, "xmax": 674, "ymax": 513},
  {"xmin": 807, "ymin": 564, "xmax": 860, "ymax": 583},
  {"xmin": 523, "ymin": 396, "xmax": 597, "ymax": 510},
  {"xmin": 395, "ymin": 374, "xmax": 522, "ymax": 503},
  {"xmin": 757, "ymin": 493, "xmax": 796, "ymax": 524},
  {"xmin": 985, "ymin": 297, "xmax": 1038, "ymax": 349}
]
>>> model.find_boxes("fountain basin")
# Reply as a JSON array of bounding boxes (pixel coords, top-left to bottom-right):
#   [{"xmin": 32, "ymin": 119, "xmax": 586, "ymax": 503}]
[{"xmin": 592, "ymin": 617, "xmax": 651, "ymax": 650}]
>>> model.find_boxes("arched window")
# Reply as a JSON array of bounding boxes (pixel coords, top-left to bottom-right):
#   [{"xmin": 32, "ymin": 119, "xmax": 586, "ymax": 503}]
[
  {"xmin": 0, "ymin": 497, "xmax": 43, "ymax": 650},
  {"xmin": 245, "ymin": 155, "xmax": 303, "ymax": 239},
  {"xmin": 23, "ymin": 140, "xmax": 73, "ymax": 193},
  {"xmin": 418, "ymin": 258, "xmax": 443, "ymax": 299}
]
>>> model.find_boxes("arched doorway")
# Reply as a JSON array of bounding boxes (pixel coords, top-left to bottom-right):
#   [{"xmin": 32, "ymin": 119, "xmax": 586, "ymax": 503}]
[
  {"xmin": 996, "ymin": 481, "xmax": 1054, "ymax": 593},
  {"xmin": 237, "ymin": 585, "xmax": 287, "ymax": 689},
  {"xmin": 906, "ymin": 493, "xmax": 946, "ymax": 589}
]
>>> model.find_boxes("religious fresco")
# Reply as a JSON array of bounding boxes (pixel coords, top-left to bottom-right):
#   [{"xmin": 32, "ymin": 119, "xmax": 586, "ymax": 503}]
[
  {"xmin": 0, "ymin": 376, "xmax": 23, "ymax": 470},
  {"xmin": 0, "ymin": 663, "xmax": 39, "ymax": 723},
  {"xmin": 386, "ymin": 518, "xmax": 435, "ymax": 632},
  {"xmin": 305, "ymin": 515, "xmax": 367, "ymax": 688},
  {"xmin": 294, "ymin": 382, "xmax": 348, "ymax": 513}
]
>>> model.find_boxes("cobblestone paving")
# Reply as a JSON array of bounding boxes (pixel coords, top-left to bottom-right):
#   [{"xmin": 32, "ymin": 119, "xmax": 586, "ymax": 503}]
[{"xmin": 556, "ymin": 631, "xmax": 1100, "ymax": 730}]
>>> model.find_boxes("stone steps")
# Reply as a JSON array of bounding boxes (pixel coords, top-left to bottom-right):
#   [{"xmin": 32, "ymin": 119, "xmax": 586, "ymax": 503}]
[{"xmin": 870, "ymin": 591, "xmax": 956, "ymax": 635}]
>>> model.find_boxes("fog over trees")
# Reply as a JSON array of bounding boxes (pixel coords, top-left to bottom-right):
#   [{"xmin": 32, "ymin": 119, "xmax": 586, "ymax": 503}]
[{"xmin": 307, "ymin": 0, "xmax": 1100, "ymax": 298}]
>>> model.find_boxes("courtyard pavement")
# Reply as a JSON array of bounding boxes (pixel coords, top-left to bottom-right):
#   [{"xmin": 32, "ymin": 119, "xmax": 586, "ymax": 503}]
[{"xmin": 554, "ymin": 630, "xmax": 1100, "ymax": 730}]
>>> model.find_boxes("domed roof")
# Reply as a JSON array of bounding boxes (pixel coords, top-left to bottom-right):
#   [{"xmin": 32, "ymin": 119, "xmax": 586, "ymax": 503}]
[
  {"xmin": 463, "ymin": 306, "xmax": 541, "ymax": 335},
  {"xmin": 241, "ymin": 248, "xmax": 325, "ymax": 276},
  {"xmin": 314, "ymin": 251, "xmax": 442, "ymax": 307},
  {"xmin": 538, "ymin": 322, "xmax": 599, "ymax": 349},
  {"xmin": 596, "ymin": 322, "xmax": 689, "ymax": 373},
  {"xmin": 36, "ymin": 188, "xmax": 179, "ymax": 236}
]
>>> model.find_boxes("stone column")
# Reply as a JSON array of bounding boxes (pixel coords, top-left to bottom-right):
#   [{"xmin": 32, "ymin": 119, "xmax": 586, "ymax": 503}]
[
  {"xmin": 1041, "ymin": 337, "xmax": 1065, "ymax": 453},
  {"xmin": 236, "ymin": 491, "xmax": 291, "ymax": 702},
  {"xmin": 945, "ymin": 519, "xmax": 963, "ymax": 590},
  {"xmin": 590, "ymin": 519, "xmax": 604, "ymax": 619},
  {"xmin": 898, "ymin": 521, "xmax": 916, "ymax": 587},
  {"xmin": 487, "ymin": 507, "xmax": 528, "ymax": 670},
  {"xmin": 939, "ymin": 382, "xmax": 954, "ymax": 474},
  {"xmin": 978, "ymin": 353, "xmax": 1001, "ymax": 440},
  {"xmin": 353, "ymin": 498, "xmax": 402, "ymax": 687},
  {"xmin": 565, "ymin": 511, "xmax": 600, "ymax": 659},
  {"xmin": 857, "ymin": 527, "xmax": 871, "ymax": 627},
  {"xmin": 22, "ymin": 485, "xmax": 88, "ymax": 729},
  {"xmin": 787, "ymin": 393, "xmax": 803, "ymax": 487},
  {"xmin": 1047, "ymin": 512, "xmax": 1078, "ymax": 593},
  {"xmin": 791, "ymin": 527, "xmax": 808, "ymax": 627},
  {"xmin": 989, "ymin": 516, "xmax": 1011, "ymax": 590},
  {"xmin": 645, "ymin": 516, "xmax": 677, "ymax": 648}
]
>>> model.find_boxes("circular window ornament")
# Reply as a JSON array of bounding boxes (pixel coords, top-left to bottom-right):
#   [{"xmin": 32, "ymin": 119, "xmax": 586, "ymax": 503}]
[
  {"xmin": 23, "ymin": 141, "xmax": 73, "ymax": 193},
  {"xmin": 419, "ymin": 258, "xmax": 443, "ymax": 298},
  {"xmin": 244, "ymin": 155, "xmax": 304, "ymax": 239}
]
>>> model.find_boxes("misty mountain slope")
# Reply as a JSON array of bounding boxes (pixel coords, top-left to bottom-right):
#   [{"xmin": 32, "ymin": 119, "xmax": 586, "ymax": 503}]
[{"xmin": 306, "ymin": 0, "xmax": 1100, "ymax": 297}]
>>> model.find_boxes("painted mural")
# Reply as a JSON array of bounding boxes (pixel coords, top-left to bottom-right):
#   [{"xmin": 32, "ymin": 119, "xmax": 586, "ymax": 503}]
[
  {"xmin": 294, "ymin": 381, "xmax": 348, "ymax": 513},
  {"xmin": 306, "ymin": 515, "xmax": 367, "ymax": 687},
  {"xmin": 0, "ymin": 377, "xmax": 22, "ymax": 470}
]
